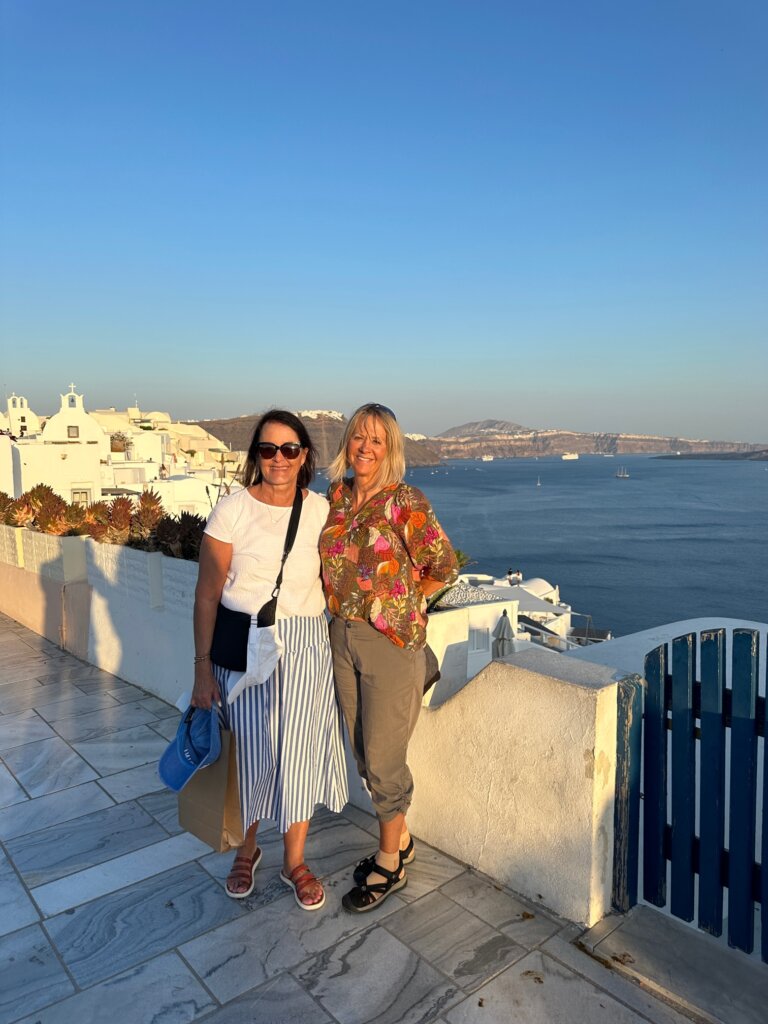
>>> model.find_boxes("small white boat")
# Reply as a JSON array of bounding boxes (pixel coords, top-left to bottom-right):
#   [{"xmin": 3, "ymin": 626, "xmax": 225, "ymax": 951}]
[
  {"xmin": 480, "ymin": 455, "xmax": 494, "ymax": 462},
  {"xmin": 561, "ymin": 452, "xmax": 579, "ymax": 461},
  {"xmin": 615, "ymin": 466, "xmax": 630, "ymax": 479}
]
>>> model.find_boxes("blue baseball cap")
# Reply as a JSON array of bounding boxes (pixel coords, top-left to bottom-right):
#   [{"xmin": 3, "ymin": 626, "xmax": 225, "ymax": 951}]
[{"xmin": 158, "ymin": 706, "xmax": 222, "ymax": 792}]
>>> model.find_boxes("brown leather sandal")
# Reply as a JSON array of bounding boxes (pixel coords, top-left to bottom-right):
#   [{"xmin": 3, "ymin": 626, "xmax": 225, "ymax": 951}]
[
  {"xmin": 280, "ymin": 862, "xmax": 326, "ymax": 911},
  {"xmin": 225, "ymin": 846, "xmax": 262, "ymax": 899}
]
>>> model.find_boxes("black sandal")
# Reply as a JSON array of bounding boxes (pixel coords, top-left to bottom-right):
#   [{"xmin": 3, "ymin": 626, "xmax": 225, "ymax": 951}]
[
  {"xmin": 352, "ymin": 837, "xmax": 415, "ymax": 886},
  {"xmin": 342, "ymin": 862, "xmax": 407, "ymax": 913}
]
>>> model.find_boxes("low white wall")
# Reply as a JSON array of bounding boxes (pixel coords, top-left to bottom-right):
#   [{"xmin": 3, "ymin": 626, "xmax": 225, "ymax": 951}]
[
  {"xmin": 0, "ymin": 524, "xmax": 89, "ymax": 581},
  {"xmin": 409, "ymin": 647, "xmax": 621, "ymax": 926},
  {"xmin": 565, "ymin": 617, "xmax": 768, "ymax": 687},
  {"xmin": 86, "ymin": 541, "xmax": 197, "ymax": 703}
]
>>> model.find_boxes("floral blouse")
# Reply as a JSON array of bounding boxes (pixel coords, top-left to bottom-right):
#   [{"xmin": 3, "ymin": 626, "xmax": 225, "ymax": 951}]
[{"xmin": 320, "ymin": 481, "xmax": 458, "ymax": 650}]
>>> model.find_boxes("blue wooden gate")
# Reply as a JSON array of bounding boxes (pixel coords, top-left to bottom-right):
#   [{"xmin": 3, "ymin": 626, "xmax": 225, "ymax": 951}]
[{"xmin": 612, "ymin": 627, "xmax": 766, "ymax": 961}]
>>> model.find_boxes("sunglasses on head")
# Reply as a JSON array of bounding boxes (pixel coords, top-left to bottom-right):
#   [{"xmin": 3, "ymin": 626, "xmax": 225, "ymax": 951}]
[
  {"xmin": 256, "ymin": 442, "xmax": 303, "ymax": 460},
  {"xmin": 358, "ymin": 403, "xmax": 397, "ymax": 421}
]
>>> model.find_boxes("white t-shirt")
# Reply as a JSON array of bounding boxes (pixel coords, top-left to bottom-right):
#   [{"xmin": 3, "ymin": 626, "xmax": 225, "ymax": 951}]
[{"xmin": 204, "ymin": 488, "xmax": 329, "ymax": 619}]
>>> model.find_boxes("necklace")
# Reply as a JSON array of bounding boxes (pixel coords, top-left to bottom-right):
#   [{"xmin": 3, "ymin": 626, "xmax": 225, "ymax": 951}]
[{"xmin": 265, "ymin": 504, "xmax": 291, "ymax": 525}]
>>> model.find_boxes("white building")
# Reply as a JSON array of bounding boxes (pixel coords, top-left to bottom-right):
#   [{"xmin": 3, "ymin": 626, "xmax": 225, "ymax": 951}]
[
  {"xmin": 1, "ymin": 394, "xmax": 43, "ymax": 437},
  {"xmin": 41, "ymin": 385, "xmax": 111, "ymax": 461},
  {"xmin": 2, "ymin": 385, "xmax": 241, "ymax": 517},
  {"xmin": 0, "ymin": 387, "xmax": 107, "ymax": 504},
  {"xmin": 460, "ymin": 572, "xmax": 575, "ymax": 648}
]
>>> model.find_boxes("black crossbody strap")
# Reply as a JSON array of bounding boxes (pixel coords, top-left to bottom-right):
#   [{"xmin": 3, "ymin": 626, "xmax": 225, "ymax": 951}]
[{"xmin": 270, "ymin": 488, "xmax": 303, "ymax": 599}]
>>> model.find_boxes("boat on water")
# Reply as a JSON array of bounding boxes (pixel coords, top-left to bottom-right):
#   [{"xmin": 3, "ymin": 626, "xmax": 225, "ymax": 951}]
[
  {"xmin": 480, "ymin": 454, "xmax": 494, "ymax": 462},
  {"xmin": 615, "ymin": 466, "xmax": 630, "ymax": 479},
  {"xmin": 536, "ymin": 476, "xmax": 541, "ymax": 487},
  {"xmin": 561, "ymin": 452, "xmax": 579, "ymax": 461}
]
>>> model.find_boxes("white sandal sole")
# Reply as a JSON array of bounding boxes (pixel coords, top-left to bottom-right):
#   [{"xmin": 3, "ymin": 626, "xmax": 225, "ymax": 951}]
[
  {"xmin": 280, "ymin": 869, "xmax": 326, "ymax": 912},
  {"xmin": 225, "ymin": 846, "xmax": 262, "ymax": 899}
]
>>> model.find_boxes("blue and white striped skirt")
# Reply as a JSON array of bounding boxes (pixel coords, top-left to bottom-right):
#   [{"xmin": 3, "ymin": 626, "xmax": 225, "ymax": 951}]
[{"xmin": 214, "ymin": 613, "xmax": 348, "ymax": 833}]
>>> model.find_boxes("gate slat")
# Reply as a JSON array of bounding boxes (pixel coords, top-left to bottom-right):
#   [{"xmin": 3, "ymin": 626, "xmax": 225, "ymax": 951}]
[
  {"xmin": 728, "ymin": 629, "xmax": 759, "ymax": 954},
  {"xmin": 671, "ymin": 634, "xmax": 696, "ymax": 921},
  {"xmin": 643, "ymin": 643, "xmax": 667, "ymax": 906},
  {"xmin": 612, "ymin": 675, "xmax": 643, "ymax": 912},
  {"xmin": 698, "ymin": 628, "xmax": 726, "ymax": 936},
  {"xmin": 763, "ymin": 655, "xmax": 768, "ymax": 964}
]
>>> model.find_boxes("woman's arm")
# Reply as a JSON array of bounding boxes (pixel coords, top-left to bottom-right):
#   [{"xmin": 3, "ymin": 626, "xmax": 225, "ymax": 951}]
[
  {"xmin": 400, "ymin": 487, "xmax": 459, "ymax": 592},
  {"xmin": 191, "ymin": 534, "xmax": 232, "ymax": 709}
]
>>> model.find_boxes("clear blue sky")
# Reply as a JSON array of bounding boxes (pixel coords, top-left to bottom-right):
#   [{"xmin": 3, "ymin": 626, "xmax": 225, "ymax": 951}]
[{"xmin": 1, "ymin": 1, "xmax": 766, "ymax": 440}]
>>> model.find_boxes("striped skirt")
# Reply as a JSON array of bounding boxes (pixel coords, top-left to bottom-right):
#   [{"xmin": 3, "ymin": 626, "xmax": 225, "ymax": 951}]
[{"xmin": 213, "ymin": 613, "xmax": 348, "ymax": 834}]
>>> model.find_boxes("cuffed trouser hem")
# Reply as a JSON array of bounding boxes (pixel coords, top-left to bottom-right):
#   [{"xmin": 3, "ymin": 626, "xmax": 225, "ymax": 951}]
[{"xmin": 330, "ymin": 618, "xmax": 425, "ymax": 820}]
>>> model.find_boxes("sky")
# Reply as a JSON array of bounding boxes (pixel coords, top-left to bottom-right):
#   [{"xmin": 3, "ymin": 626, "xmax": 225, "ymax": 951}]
[{"xmin": 1, "ymin": 1, "xmax": 766, "ymax": 440}]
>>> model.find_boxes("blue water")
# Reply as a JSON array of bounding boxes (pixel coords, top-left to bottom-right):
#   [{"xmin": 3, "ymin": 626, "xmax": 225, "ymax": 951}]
[{"xmin": 404, "ymin": 456, "xmax": 768, "ymax": 637}]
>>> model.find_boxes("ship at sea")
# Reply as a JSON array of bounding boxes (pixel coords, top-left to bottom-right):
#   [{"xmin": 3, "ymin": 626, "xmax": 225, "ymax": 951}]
[
  {"xmin": 615, "ymin": 466, "xmax": 630, "ymax": 479},
  {"xmin": 561, "ymin": 452, "xmax": 579, "ymax": 461}
]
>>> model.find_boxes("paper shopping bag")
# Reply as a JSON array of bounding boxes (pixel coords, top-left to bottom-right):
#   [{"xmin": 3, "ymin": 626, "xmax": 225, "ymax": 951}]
[{"xmin": 178, "ymin": 728, "xmax": 243, "ymax": 852}]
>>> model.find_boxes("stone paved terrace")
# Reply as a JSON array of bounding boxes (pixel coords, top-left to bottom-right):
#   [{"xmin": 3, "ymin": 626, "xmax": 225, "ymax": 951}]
[{"xmin": 0, "ymin": 610, "xmax": 765, "ymax": 1024}]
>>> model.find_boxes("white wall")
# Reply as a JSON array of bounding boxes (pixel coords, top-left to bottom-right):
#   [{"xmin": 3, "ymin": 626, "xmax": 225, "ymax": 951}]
[
  {"xmin": 425, "ymin": 599, "xmax": 520, "ymax": 706},
  {"xmin": 86, "ymin": 541, "xmax": 196, "ymax": 702},
  {"xmin": 565, "ymin": 618, "xmax": 768, "ymax": 687},
  {"xmin": 0, "ymin": 435, "xmax": 13, "ymax": 495},
  {"xmin": 10, "ymin": 442, "xmax": 103, "ymax": 502}
]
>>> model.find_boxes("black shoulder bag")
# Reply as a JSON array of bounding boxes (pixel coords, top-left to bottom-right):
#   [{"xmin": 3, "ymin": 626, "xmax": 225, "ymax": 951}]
[{"xmin": 210, "ymin": 488, "xmax": 303, "ymax": 672}]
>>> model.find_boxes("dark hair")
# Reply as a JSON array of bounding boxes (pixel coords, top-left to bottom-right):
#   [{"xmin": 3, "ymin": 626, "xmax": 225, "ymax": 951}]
[{"xmin": 242, "ymin": 410, "xmax": 317, "ymax": 489}]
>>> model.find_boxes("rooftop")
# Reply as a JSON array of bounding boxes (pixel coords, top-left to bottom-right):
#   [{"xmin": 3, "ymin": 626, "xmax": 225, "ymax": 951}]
[{"xmin": 0, "ymin": 611, "xmax": 764, "ymax": 1024}]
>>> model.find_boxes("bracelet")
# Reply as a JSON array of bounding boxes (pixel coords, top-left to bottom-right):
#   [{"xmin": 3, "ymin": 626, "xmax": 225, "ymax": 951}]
[{"xmin": 193, "ymin": 652, "xmax": 210, "ymax": 664}]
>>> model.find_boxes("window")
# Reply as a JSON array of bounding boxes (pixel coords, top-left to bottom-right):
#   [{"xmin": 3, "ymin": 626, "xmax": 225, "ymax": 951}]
[
  {"xmin": 20, "ymin": 416, "xmax": 26, "ymax": 423},
  {"xmin": 67, "ymin": 426, "xmax": 80, "ymax": 439},
  {"xmin": 68, "ymin": 395, "xmax": 76, "ymax": 407},
  {"xmin": 468, "ymin": 628, "xmax": 490, "ymax": 653},
  {"xmin": 71, "ymin": 490, "xmax": 91, "ymax": 506}
]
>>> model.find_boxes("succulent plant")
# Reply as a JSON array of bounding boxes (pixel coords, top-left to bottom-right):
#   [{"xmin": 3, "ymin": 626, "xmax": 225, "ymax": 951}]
[
  {"xmin": 106, "ymin": 496, "xmax": 133, "ymax": 545},
  {"xmin": 25, "ymin": 484, "xmax": 61, "ymax": 515},
  {"xmin": 64, "ymin": 503, "xmax": 88, "ymax": 534},
  {"xmin": 131, "ymin": 489, "xmax": 164, "ymax": 542},
  {"xmin": 82, "ymin": 501, "xmax": 110, "ymax": 542},
  {"xmin": 0, "ymin": 491, "xmax": 13, "ymax": 525},
  {"xmin": 11, "ymin": 500, "xmax": 35, "ymax": 527},
  {"xmin": 155, "ymin": 514, "xmax": 182, "ymax": 558},
  {"xmin": 33, "ymin": 489, "xmax": 68, "ymax": 533},
  {"xmin": 177, "ymin": 511, "xmax": 206, "ymax": 561}
]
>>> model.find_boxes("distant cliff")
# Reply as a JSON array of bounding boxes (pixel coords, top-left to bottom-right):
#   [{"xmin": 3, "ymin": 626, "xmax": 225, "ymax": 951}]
[
  {"xmin": 193, "ymin": 413, "xmax": 764, "ymax": 465},
  {"xmin": 428, "ymin": 431, "xmax": 764, "ymax": 459},
  {"xmin": 425, "ymin": 421, "xmax": 765, "ymax": 459},
  {"xmin": 194, "ymin": 410, "xmax": 443, "ymax": 467}
]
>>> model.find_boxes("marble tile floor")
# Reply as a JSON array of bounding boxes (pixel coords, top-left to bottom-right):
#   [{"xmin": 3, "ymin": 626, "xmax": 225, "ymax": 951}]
[{"xmin": 0, "ymin": 611, "xmax": 752, "ymax": 1024}]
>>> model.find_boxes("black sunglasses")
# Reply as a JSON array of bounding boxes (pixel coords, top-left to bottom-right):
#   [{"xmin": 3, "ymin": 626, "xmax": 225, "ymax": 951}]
[
  {"xmin": 357, "ymin": 402, "xmax": 397, "ymax": 421},
  {"xmin": 256, "ymin": 442, "xmax": 303, "ymax": 460}
]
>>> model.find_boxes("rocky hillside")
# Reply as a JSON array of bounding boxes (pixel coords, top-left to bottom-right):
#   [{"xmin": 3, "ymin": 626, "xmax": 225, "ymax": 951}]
[
  {"xmin": 194, "ymin": 410, "xmax": 442, "ymax": 467},
  {"xmin": 428, "ymin": 424, "xmax": 764, "ymax": 459},
  {"xmin": 439, "ymin": 419, "xmax": 529, "ymax": 437}
]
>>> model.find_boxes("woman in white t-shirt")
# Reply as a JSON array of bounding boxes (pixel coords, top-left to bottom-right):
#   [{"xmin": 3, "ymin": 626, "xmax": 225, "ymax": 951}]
[{"xmin": 191, "ymin": 411, "xmax": 347, "ymax": 910}]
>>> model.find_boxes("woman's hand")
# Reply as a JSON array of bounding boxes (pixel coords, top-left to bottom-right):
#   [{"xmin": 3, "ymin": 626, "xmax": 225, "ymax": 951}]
[{"xmin": 191, "ymin": 660, "xmax": 222, "ymax": 709}]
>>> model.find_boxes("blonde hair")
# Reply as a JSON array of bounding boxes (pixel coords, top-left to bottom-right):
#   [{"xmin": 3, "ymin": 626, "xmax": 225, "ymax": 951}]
[{"xmin": 328, "ymin": 404, "xmax": 406, "ymax": 488}]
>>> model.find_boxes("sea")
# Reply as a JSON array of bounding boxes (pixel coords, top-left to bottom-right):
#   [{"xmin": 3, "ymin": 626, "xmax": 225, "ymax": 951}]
[{"xmin": 402, "ymin": 455, "xmax": 768, "ymax": 638}]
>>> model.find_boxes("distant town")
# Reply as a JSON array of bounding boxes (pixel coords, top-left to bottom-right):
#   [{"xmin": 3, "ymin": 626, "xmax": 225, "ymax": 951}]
[{"xmin": 2, "ymin": 386, "xmax": 766, "ymax": 517}]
